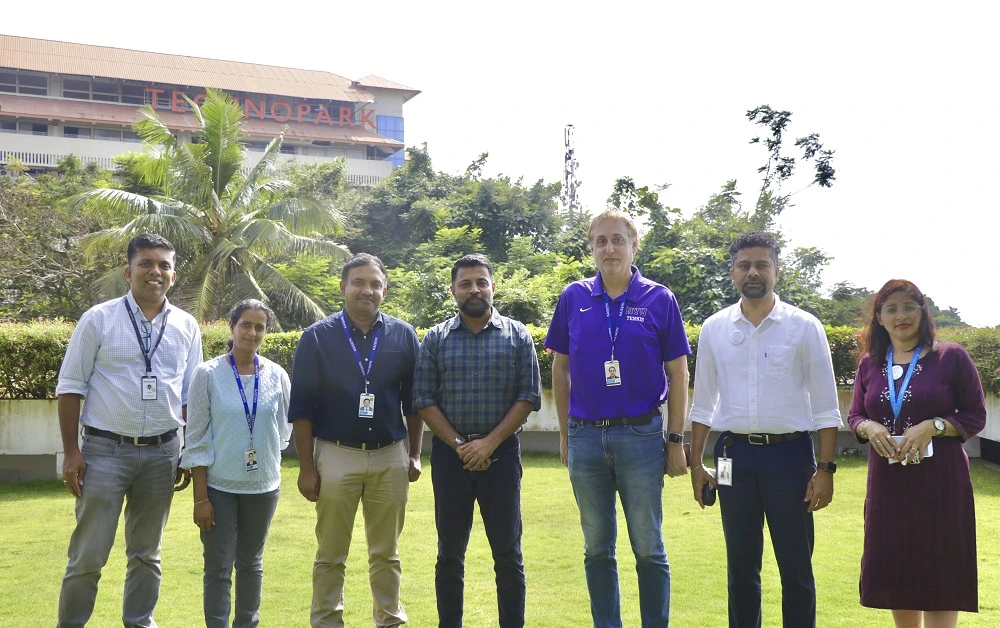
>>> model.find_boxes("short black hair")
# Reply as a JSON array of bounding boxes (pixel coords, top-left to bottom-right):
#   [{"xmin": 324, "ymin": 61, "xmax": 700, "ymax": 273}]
[
  {"xmin": 340, "ymin": 253, "xmax": 388, "ymax": 285},
  {"xmin": 127, "ymin": 234, "xmax": 175, "ymax": 265},
  {"xmin": 728, "ymin": 231, "xmax": 780, "ymax": 268},
  {"xmin": 451, "ymin": 254, "xmax": 493, "ymax": 282}
]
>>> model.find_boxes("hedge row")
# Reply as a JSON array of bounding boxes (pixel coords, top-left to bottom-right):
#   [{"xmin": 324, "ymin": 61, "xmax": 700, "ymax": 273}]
[{"xmin": 1, "ymin": 320, "xmax": 997, "ymax": 400}]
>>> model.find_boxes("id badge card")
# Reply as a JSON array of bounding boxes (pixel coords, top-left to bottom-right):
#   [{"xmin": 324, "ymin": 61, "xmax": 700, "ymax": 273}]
[
  {"xmin": 141, "ymin": 376, "xmax": 157, "ymax": 401},
  {"xmin": 245, "ymin": 448, "xmax": 258, "ymax": 472},
  {"xmin": 717, "ymin": 457, "xmax": 733, "ymax": 486},
  {"xmin": 359, "ymin": 393, "xmax": 375, "ymax": 418},
  {"xmin": 604, "ymin": 360, "xmax": 621, "ymax": 387}
]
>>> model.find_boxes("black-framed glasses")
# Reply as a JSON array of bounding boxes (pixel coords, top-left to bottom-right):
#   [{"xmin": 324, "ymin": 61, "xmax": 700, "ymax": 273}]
[{"xmin": 139, "ymin": 319, "xmax": 152, "ymax": 352}]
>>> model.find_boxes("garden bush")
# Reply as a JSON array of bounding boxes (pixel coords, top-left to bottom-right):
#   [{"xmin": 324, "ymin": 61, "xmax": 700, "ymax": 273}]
[{"xmin": 1, "ymin": 320, "xmax": 996, "ymax": 399}]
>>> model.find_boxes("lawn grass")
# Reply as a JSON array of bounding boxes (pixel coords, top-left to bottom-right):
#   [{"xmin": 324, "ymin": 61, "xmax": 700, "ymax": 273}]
[{"xmin": 1, "ymin": 454, "xmax": 998, "ymax": 626}]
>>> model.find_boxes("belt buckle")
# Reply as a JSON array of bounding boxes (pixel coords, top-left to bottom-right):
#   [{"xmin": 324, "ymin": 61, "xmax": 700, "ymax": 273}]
[
  {"xmin": 592, "ymin": 421, "xmax": 609, "ymax": 427},
  {"xmin": 131, "ymin": 436, "xmax": 149, "ymax": 447},
  {"xmin": 360, "ymin": 442, "xmax": 370, "ymax": 451},
  {"xmin": 747, "ymin": 433, "xmax": 767, "ymax": 446}
]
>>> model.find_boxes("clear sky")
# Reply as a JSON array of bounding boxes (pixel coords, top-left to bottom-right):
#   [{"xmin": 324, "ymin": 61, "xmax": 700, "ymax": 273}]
[{"xmin": 4, "ymin": 1, "xmax": 997, "ymax": 326}]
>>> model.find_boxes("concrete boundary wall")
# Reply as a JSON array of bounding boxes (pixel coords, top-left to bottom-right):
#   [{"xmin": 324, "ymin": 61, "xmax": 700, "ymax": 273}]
[{"xmin": 1, "ymin": 391, "xmax": 992, "ymax": 482}]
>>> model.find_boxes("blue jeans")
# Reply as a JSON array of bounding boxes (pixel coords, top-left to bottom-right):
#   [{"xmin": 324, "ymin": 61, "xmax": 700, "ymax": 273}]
[
  {"xmin": 431, "ymin": 435, "xmax": 524, "ymax": 628},
  {"xmin": 715, "ymin": 433, "xmax": 816, "ymax": 628},
  {"xmin": 57, "ymin": 432, "xmax": 180, "ymax": 628},
  {"xmin": 201, "ymin": 487, "xmax": 280, "ymax": 628},
  {"xmin": 567, "ymin": 416, "xmax": 670, "ymax": 628}
]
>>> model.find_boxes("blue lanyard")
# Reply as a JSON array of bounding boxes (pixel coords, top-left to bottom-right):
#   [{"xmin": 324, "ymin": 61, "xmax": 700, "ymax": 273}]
[
  {"xmin": 228, "ymin": 352, "xmax": 259, "ymax": 441},
  {"xmin": 601, "ymin": 292, "xmax": 626, "ymax": 360},
  {"xmin": 339, "ymin": 312, "xmax": 381, "ymax": 393},
  {"xmin": 123, "ymin": 298, "xmax": 168, "ymax": 375},
  {"xmin": 886, "ymin": 345, "xmax": 921, "ymax": 432}
]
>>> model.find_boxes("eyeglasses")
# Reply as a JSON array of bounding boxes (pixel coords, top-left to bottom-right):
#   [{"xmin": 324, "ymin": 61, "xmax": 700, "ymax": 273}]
[
  {"xmin": 881, "ymin": 303, "xmax": 921, "ymax": 316},
  {"xmin": 139, "ymin": 319, "xmax": 152, "ymax": 352}
]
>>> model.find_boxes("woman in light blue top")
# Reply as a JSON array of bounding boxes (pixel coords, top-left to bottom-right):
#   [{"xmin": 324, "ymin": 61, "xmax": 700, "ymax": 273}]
[{"xmin": 182, "ymin": 299, "xmax": 291, "ymax": 628}]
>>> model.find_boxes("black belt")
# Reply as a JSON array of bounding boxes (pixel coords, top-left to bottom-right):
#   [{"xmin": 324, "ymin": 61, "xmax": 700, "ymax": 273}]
[
  {"xmin": 330, "ymin": 438, "xmax": 400, "ymax": 451},
  {"xmin": 725, "ymin": 431, "xmax": 810, "ymax": 446},
  {"xmin": 84, "ymin": 426, "xmax": 177, "ymax": 446},
  {"xmin": 571, "ymin": 410, "xmax": 659, "ymax": 428}
]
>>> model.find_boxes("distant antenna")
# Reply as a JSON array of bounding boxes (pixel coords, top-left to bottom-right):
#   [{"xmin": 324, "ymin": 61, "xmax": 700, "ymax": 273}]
[{"xmin": 560, "ymin": 124, "xmax": 583, "ymax": 217}]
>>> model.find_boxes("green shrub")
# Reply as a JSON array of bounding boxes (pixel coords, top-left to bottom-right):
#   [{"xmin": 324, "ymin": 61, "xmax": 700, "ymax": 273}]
[
  {"xmin": 200, "ymin": 321, "xmax": 298, "ymax": 376},
  {"xmin": 0, "ymin": 320, "xmax": 74, "ymax": 399},
  {"xmin": 939, "ymin": 327, "xmax": 1000, "ymax": 397},
  {"xmin": 2, "ymin": 320, "xmax": 997, "ymax": 399}
]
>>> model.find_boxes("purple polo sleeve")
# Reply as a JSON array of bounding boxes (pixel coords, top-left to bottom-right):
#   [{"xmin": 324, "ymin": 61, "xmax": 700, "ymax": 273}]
[
  {"xmin": 658, "ymin": 290, "xmax": 691, "ymax": 362},
  {"xmin": 544, "ymin": 288, "xmax": 571, "ymax": 354}
]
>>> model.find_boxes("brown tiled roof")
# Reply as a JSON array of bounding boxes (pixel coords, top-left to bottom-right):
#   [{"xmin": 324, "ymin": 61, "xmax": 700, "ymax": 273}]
[
  {"xmin": 0, "ymin": 34, "xmax": 393, "ymax": 104},
  {"xmin": 355, "ymin": 75, "xmax": 420, "ymax": 102},
  {"xmin": 0, "ymin": 93, "xmax": 403, "ymax": 149}
]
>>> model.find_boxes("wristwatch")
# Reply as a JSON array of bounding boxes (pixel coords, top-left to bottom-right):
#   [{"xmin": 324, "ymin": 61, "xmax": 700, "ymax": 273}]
[
  {"xmin": 666, "ymin": 432, "xmax": 684, "ymax": 444},
  {"xmin": 933, "ymin": 417, "xmax": 946, "ymax": 437},
  {"xmin": 817, "ymin": 461, "xmax": 837, "ymax": 474},
  {"xmin": 453, "ymin": 436, "xmax": 466, "ymax": 450}
]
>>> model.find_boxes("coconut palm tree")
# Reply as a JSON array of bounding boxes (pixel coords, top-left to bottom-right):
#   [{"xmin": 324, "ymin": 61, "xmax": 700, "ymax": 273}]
[{"xmin": 68, "ymin": 88, "xmax": 349, "ymax": 325}]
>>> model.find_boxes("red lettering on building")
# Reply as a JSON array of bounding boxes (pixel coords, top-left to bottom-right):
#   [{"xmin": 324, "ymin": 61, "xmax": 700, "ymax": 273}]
[
  {"xmin": 360, "ymin": 108, "xmax": 376, "ymax": 131},
  {"xmin": 270, "ymin": 101, "xmax": 292, "ymax": 123},
  {"xmin": 141, "ymin": 86, "xmax": 392, "ymax": 131},
  {"xmin": 245, "ymin": 99, "xmax": 266, "ymax": 120},
  {"xmin": 339, "ymin": 107, "xmax": 355, "ymax": 127},
  {"xmin": 171, "ymin": 90, "xmax": 187, "ymax": 113},
  {"xmin": 314, "ymin": 104, "xmax": 332, "ymax": 126},
  {"xmin": 145, "ymin": 88, "xmax": 165, "ymax": 109}
]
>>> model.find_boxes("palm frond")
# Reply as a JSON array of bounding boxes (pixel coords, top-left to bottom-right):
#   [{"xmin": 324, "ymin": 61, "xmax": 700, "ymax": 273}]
[
  {"xmin": 90, "ymin": 266, "xmax": 130, "ymax": 302},
  {"xmin": 238, "ymin": 253, "xmax": 328, "ymax": 324},
  {"xmin": 230, "ymin": 132, "xmax": 286, "ymax": 211},
  {"xmin": 78, "ymin": 216, "xmax": 211, "ymax": 266},
  {"xmin": 235, "ymin": 218, "xmax": 350, "ymax": 260},
  {"xmin": 266, "ymin": 197, "xmax": 346, "ymax": 236},
  {"xmin": 196, "ymin": 89, "xmax": 247, "ymax": 199},
  {"xmin": 65, "ymin": 188, "xmax": 170, "ymax": 218}
]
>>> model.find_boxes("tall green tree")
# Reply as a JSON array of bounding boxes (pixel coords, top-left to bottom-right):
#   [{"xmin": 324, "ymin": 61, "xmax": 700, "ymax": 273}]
[
  {"xmin": 68, "ymin": 89, "xmax": 348, "ymax": 325},
  {"xmin": 0, "ymin": 158, "xmax": 116, "ymax": 320}
]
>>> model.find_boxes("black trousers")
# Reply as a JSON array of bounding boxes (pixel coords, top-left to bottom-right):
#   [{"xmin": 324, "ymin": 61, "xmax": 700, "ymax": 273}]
[
  {"xmin": 715, "ymin": 433, "xmax": 817, "ymax": 628},
  {"xmin": 431, "ymin": 435, "xmax": 524, "ymax": 628}
]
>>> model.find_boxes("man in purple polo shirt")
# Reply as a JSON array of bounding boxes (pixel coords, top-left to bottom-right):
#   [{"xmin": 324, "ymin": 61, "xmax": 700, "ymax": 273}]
[{"xmin": 546, "ymin": 208, "xmax": 691, "ymax": 627}]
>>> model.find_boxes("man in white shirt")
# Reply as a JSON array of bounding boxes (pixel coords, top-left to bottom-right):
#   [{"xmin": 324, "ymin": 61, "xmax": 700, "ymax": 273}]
[
  {"xmin": 56, "ymin": 234, "xmax": 203, "ymax": 628},
  {"xmin": 688, "ymin": 231, "xmax": 841, "ymax": 628}
]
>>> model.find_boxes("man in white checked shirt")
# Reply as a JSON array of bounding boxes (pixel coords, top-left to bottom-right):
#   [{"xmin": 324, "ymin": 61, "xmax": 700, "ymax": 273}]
[{"xmin": 56, "ymin": 234, "xmax": 203, "ymax": 628}]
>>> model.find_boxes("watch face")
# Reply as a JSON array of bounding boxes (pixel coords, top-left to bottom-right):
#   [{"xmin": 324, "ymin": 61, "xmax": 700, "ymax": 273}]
[
  {"xmin": 820, "ymin": 462, "xmax": 837, "ymax": 473},
  {"xmin": 667, "ymin": 433, "xmax": 684, "ymax": 444}
]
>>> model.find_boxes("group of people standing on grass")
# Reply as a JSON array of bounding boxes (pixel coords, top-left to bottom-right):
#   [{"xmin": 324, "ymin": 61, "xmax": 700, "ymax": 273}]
[{"xmin": 54, "ymin": 213, "xmax": 985, "ymax": 628}]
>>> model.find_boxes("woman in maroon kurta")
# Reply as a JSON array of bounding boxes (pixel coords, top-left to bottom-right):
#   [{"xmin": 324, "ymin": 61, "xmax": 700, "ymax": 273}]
[{"xmin": 848, "ymin": 280, "xmax": 986, "ymax": 627}]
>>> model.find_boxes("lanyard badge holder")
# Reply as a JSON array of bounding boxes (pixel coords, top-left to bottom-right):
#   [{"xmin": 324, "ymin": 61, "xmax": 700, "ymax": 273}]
[
  {"xmin": 229, "ymin": 352, "xmax": 260, "ymax": 472},
  {"xmin": 885, "ymin": 346, "xmax": 932, "ymax": 465},
  {"xmin": 340, "ymin": 313, "xmax": 382, "ymax": 418},
  {"xmin": 602, "ymin": 292, "xmax": 626, "ymax": 387},
  {"xmin": 124, "ymin": 298, "xmax": 168, "ymax": 401}
]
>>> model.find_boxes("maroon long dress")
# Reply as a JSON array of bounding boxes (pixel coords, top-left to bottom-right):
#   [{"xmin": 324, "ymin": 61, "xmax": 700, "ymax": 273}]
[{"xmin": 847, "ymin": 342, "xmax": 986, "ymax": 611}]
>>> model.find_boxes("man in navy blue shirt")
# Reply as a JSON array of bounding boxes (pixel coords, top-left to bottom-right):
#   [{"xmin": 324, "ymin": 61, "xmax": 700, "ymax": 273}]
[{"xmin": 289, "ymin": 253, "xmax": 422, "ymax": 628}]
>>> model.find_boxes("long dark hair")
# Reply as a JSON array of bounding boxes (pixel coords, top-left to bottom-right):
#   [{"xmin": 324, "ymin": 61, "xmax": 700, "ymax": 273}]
[
  {"xmin": 860, "ymin": 279, "xmax": 936, "ymax": 366},
  {"xmin": 226, "ymin": 299, "xmax": 275, "ymax": 351}
]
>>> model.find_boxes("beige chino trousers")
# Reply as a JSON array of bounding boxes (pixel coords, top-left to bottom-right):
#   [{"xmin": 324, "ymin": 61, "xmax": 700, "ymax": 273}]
[{"xmin": 311, "ymin": 438, "xmax": 409, "ymax": 628}]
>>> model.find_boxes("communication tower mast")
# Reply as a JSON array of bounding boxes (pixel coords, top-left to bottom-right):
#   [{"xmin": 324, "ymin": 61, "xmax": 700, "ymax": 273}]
[{"xmin": 560, "ymin": 124, "xmax": 583, "ymax": 217}]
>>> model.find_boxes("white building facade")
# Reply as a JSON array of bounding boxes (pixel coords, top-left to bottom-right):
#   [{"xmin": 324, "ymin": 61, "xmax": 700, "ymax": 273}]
[{"xmin": 0, "ymin": 34, "xmax": 418, "ymax": 185}]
